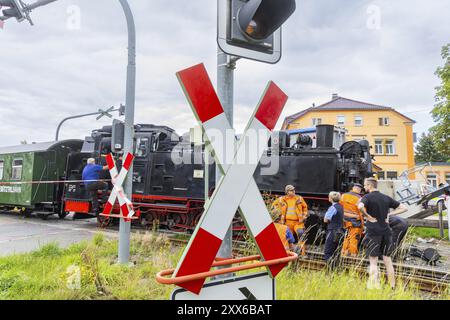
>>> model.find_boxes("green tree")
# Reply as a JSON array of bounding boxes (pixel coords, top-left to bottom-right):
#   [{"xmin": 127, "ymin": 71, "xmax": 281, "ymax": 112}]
[
  {"xmin": 430, "ymin": 44, "xmax": 450, "ymax": 161},
  {"xmin": 415, "ymin": 132, "xmax": 446, "ymax": 163}
]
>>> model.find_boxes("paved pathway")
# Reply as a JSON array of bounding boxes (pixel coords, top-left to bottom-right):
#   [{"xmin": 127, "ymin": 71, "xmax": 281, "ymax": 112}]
[{"xmin": 0, "ymin": 213, "xmax": 116, "ymax": 256}]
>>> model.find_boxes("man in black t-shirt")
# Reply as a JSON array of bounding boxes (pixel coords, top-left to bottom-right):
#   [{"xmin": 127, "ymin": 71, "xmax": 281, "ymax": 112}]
[{"xmin": 358, "ymin": 178, "xmax": 408, "ymax": 289}]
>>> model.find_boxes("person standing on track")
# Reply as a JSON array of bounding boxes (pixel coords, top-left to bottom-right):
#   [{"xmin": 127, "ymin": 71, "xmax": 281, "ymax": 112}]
[
  {"xmin": 271, "ymin": 185, "xmax": 309, "ymax": 257},
  {"xmin": 323, "ymin": 191, "xmax": 345, "ymax": 269},
  {"xmin": 272, "ymin": 210, "xmax": 297, "ymax": 252},
  {"xmin": 341, "ymin": 183, "xmax": 364, "ymax": 257},
  {"xmin": 358, "ymin": 178, "xmax": 408, "ymax": 289}
]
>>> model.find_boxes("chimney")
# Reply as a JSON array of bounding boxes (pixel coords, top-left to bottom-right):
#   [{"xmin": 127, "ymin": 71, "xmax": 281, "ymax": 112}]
[{"xmin": 332, "ymin": 93, "xmax": 339, "ymax": 100}]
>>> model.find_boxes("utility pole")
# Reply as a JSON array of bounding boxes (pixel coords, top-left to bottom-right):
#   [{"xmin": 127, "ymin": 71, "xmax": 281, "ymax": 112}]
[
  {"xmin": 117, "ymin": 0, "xmax": 136, "ymax": 264},
  {"xmin": 215, "ymin": 0, "xmax": 296, "ymax": 279},
  {"xmin": 216, "ymin": 48, "xmax": 236, "ymax": 269}
]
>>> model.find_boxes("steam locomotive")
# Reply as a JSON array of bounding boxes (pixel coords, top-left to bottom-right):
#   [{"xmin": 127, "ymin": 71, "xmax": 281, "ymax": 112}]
[{"xmin": 61, "ymin": 123, "xmax": 373, "ymax": 243}]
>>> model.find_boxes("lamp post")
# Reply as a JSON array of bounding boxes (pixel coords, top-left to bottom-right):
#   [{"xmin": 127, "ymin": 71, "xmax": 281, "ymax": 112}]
[{"xmin": 55, "ymin": 107, "xmax": 121, "ymax": 141}]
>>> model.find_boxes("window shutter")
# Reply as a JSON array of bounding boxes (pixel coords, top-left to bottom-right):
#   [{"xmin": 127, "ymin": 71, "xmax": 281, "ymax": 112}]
[{"xmin": 379, "ymin": 118, "xmax": 383, "ymax": 126}]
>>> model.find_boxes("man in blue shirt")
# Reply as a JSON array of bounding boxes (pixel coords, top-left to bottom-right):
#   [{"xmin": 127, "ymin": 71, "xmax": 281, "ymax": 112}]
[
  {"xmin": 82, "ymin": 158, "xmax": 108, "ymax": 214},
  {"xmin": 323, "ymin": 191, "xmax": 345, "ymax": 268}
]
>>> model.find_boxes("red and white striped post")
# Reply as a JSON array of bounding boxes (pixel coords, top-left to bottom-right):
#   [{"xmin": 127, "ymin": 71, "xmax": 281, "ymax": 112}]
[
  {"xmin": 174, "ymin": 63, "xmax": 289, "ymax": 294},
  {"xmin": 102, "ymin": 153, "xmax": 136, "ymax": 220}
]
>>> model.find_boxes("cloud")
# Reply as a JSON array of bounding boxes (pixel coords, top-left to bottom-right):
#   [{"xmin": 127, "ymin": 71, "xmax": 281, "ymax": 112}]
[{"xmin": 0, "ymin": 0, "xmax": 448, "ymax": 146}]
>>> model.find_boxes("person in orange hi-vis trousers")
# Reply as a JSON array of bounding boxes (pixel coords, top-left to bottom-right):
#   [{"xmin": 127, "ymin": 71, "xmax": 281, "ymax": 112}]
[
  {"xmin": 272, "ymin": 210, "xmax": 297, "ymax": 251},
  {"xmin": 271, "ymin": 185, "xmax": 309, "ymax": 258},
  {"xmin": 340, "ymin": 183, "xmax": 364, "ymax": 257}
]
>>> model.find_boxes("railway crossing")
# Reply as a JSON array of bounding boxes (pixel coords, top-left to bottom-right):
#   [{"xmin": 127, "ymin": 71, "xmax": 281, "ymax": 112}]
[
  {"xmin": 163, "ymin": 63, "xmax": 295, "ymax": 295},
  {"xmin": 102, "ymin": 153, "xmax": 138, "ymax": 221}
]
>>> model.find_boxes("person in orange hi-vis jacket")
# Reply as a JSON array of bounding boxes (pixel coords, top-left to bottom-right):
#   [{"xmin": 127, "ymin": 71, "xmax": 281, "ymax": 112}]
[
  {"xmin": 271, "ymin": 185, "xmax": 309, "ymax": 257},
  {"xmin": 340, "ymin": 183, "xmax": 365, "ymax": 257}
]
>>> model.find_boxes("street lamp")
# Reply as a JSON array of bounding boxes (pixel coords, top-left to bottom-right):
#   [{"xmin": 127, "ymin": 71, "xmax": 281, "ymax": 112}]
[
  {"xmin": 0, "ymin": 0, "xmax": 26, "ymax": 22},
  {"xmin": 55, "ymin": 106, "xmax": 121, "ymax": 141}
]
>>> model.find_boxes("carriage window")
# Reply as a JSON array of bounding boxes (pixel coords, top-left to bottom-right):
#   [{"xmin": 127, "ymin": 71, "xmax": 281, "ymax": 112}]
[
  {"xmin": 12, "ymin": 158, "xmax": 23, "ymax": 180},
  {"xmin": 135, "ymin": 137, "xmax": 149, "ymax": 157},
  {"xmin": 0, "ymin": 160, "xmax": 4, "ymax": 180}
]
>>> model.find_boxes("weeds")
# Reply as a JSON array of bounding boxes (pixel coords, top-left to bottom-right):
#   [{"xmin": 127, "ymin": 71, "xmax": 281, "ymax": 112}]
[{"xmin": 0, "ymin": 232, "xmax": 447, "ymax": 300}]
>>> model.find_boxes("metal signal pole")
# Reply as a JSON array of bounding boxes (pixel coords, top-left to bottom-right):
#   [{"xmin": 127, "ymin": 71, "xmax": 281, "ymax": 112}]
[
  {"xmin": 216, "ymin": 48, "xmax": 236, "ymax": 272},
  {"xmin": 117, "ymin": 0, "xmax": 136, "ymax": 264},
  {"xmin": 3, "ymin": 0, "xmax": 137, "ymax": 264}
]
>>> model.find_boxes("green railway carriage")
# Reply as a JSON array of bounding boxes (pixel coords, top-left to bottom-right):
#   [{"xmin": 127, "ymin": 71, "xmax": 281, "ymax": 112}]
[{"xmin": 0, "ymin": 140, "xmax": 83, "ymax": 218}]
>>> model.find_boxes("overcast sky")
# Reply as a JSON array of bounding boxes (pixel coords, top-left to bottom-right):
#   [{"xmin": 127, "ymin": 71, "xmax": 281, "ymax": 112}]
[{"xmin": 0, "ymin": 0, "xmax": 448, "ymax": 147}]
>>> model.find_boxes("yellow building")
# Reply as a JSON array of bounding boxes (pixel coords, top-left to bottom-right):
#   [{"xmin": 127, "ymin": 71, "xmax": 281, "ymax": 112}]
[
  {"xmin": 417, "ymin": 162, "xmax": 450, "ymax": 188},
  {"xmin": 282, "ymin": 94, "xmax": 416, "ymax": 179}
]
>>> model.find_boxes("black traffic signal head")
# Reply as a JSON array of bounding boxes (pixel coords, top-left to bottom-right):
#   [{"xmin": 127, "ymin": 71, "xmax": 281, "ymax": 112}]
[
  {"xmin": 238, "ymin": 0, "xmax": 296, "ymax": 42},
  {"xmin": 218, "ymin": 0, "xmax": 297, "ymax": 64},
  {"xmin": 0, "ymin": 0, "xmax": 25, "ymax": 21}
]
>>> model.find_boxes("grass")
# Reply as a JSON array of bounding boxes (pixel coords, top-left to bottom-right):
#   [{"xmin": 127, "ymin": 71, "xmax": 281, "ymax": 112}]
[
  {"xmin": 408, "ymin": 227, "xmax": 449, "ymax": 240},
  {"xmin": 0, "ymin": 233, "xmax": 448, "ymax": 300},
  {"xmin": 0, "ymin": 233, "xmax": 177, "ymax": 300},
  {"xmin": 277, "ymin": 267, "xmax": 420, "ymax": 300}
]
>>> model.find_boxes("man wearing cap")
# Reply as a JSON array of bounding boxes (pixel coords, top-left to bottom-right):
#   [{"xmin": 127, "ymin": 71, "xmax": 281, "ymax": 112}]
[
  {"xmin": 82, "ymin": 158, "xmax": 109, "ymax": 215},
  {"xmin": 340, "ymin": 183, "xmax": 364, "ymax": 257},
  {"xmin": 271, "ymin": 185, "xmax": 309, "ymax": 257}
]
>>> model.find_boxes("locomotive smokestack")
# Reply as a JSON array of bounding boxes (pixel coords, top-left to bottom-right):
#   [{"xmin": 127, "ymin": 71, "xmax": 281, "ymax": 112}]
[{"xmin": 316, "ymin": 125, "xmax": 334, "ymax": 148}]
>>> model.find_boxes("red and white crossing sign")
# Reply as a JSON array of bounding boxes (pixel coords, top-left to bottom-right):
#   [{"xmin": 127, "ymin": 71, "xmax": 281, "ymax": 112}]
[
  {"xmin": 102, "ymin": 153, "xmax": 137, "ymax": 220},
  {"xmin": 173, "ymin": 63, "xmax": 289, "ymax": 294}
]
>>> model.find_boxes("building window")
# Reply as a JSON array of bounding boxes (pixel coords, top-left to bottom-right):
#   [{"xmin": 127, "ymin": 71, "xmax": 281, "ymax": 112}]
[
  {"xmin": 352, "ymin": 136, "xmax": 366, "ymax": 142},
  {"xmin": 0, "ymin": 160, "xmax": 3, "ymax": 180},
  {"xmin": 337, "ymin": 116, "xmax": 345, "ymax": 126},
  {"xmin": 354, "ymin": 116, "xmax": 363, "ymax": 126},
  {"xmin": 312, "ymin": 118, "xmax": 322, "ymax": 126},
  {"xmin": 385, "ymin": 140, "xmax": 395, "ymax": 155},
  {"xmin": 379, "ymin": 117, "xmax": 390, "ymax": 126},
  {"xmin": 427, "ymin": 173, "xmax": 438, "ymax": 188},
  {"xmin": 11, "ymin": 158, "xmax": 23, "ymax": 181},
  {"xmin": 387, "ymin": 171, "xmax": 398, "ymax": 180},
  {"xmin": 378, "ymin": 171, "xmax": 385, "ymax": 179},
  {"xmin": 375, "ymin": 140, "xmax": 383, "ymax": 154},
  {"xmin": 445, "ymin": 173, "xmax": 450, "ymax": 185}
]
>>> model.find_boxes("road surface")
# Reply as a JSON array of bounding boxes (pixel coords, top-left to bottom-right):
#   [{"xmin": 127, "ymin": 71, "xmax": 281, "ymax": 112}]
[{"xmin": 0, "ymin": 213, "xmax": 115, "ymax": 256}]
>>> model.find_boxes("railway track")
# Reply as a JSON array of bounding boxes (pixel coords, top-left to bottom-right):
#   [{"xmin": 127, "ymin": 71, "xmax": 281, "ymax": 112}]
[
  {"xmin": 166, "ymin": 235, "xmax": 450, "ymax": 294},
  {"xmin": 1, "ymin": 211, "xmax": 448, "ymax": 294}
]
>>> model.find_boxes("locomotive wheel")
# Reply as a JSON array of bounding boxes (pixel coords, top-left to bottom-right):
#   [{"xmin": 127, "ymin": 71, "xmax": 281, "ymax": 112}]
[
  {"xmin": 58, "ymin": 211, "xmax": 68, "ymax": 219},
  {"xmin": 167, "ymin": 213, "xmax": 188, "ymax": 232}
]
